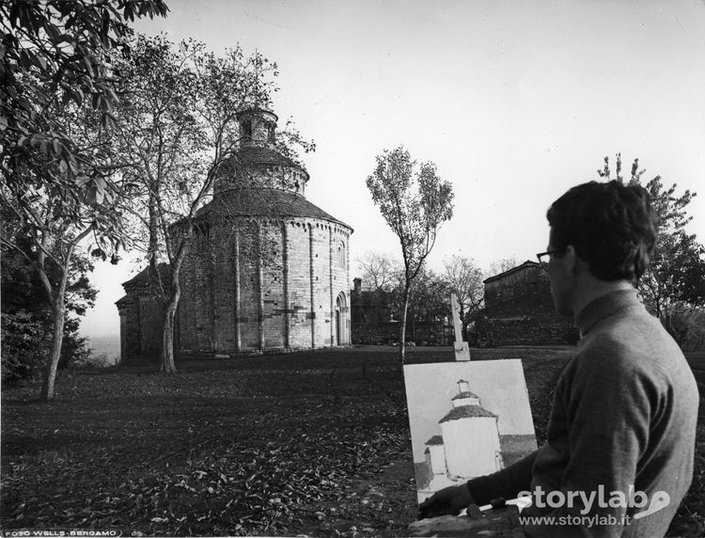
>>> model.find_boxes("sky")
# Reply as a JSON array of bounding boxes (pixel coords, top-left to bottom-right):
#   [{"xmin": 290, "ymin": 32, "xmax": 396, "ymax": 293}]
[{"xmin": 80, "ymin": 0, "xmax": 705, "ymax": 339}]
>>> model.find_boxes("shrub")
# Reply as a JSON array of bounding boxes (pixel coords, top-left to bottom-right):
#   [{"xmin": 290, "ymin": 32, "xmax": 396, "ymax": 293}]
[{"xmin": 1, "ymin": 311, "xmax": 50, "ymax": 383}]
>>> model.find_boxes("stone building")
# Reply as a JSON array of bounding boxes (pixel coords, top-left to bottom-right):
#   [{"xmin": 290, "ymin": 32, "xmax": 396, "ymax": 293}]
[
  {"xmin": 115, "ymin": 263, "xmax": 170, "ymax": 361},
  {"xmin": 116, "ymin": 107, "xmax": 353, "ymax": 361},
  {"xmin": 349, "ymin": 278, "xmax": 452, "ymax": 346},
  {"xmin": 477, "ymin": 260, "xmax": 579, "ymax": 346}
]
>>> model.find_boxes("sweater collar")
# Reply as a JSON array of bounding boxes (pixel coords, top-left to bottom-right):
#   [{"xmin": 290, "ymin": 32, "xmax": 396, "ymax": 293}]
[{"xmin": 575, "ymin": 288, "xmax": 641, "ymax": 336}]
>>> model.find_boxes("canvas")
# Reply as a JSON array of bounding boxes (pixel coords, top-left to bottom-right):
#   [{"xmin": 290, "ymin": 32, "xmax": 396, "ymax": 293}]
[{"xmin": 404, "ymin": 360, "xmax": 537, "ymax": 504}]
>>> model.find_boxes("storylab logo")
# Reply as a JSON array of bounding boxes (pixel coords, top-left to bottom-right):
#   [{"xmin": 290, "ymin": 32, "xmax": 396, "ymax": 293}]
[{"xmin": 517, "ymin": 485, "xmax": 671, "ymax": 519}]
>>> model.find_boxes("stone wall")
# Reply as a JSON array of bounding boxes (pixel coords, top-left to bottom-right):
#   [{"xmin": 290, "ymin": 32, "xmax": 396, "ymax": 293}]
[
  {"xmin": 287, "ymin": 220, "xmax": 314, "ymax": 349},
  {"xmin": 116, "ymin": 293, "xmax": 162, "ymax": 362},
  {"xmin": 479, "ymin": 262, "xmax": 579, "ymax": 346},
  {"xmin": 117, "ymin": 298, "xmax": 139, "ymax": 362},
  {"xmin": 138, "ymin": 296, "xmax": 162, "ymax": 356},
  {"xmin": 351, "ymin": 320, "xmax": 450, "ymax": 346},
  {"xmin": 484, "ymin": 264, "xmax": 555, "ymax": 317},
  {"xmin": 178, "ymin": 224, "xmax": 215, "ymax": 354},
  {"xmin": 477, "ymin": 315, "xmax": 579, "ymax": 346},
  {"xmin": 261, "ymin": 221, "xmax": 286, "ymax": 349},
  {"xmin": 215, "ymin": 166, "xmax": 308, "ymax": 196},
  {"xmin": 212, "ymin": 222, "xmax": 237, "ymax": 352},
  {"xmin": 175, "ymin": 215, "xmax": 351, "ymax": 357},
  {"xmin": 312, "ymin": 222, "xmax": 331, "ymax": 347}
]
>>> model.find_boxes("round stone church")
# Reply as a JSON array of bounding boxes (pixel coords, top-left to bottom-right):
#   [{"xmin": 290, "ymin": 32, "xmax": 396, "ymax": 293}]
[{"xmin": 116, "ymin": 107, "xmax": 353, "ymax": 361}]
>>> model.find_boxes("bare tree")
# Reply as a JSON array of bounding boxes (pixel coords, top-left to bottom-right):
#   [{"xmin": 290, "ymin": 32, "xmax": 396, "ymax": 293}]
[
  {"xmin": 488, "ymin": 256, "xmax": 520, "ymax": 277},
  {"xmin": 355, "ymin": 250, "xmax": 402, "ymax": 291},
  {"xmin": 443, "ymin": 255, "xmax": 484, "ymax": 341}
]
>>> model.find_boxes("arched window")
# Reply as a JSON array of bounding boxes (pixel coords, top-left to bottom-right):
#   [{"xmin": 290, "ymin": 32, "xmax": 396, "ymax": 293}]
[{"xmin": 337, "ymin": 241, "xmax": 346, "ymax": 268}]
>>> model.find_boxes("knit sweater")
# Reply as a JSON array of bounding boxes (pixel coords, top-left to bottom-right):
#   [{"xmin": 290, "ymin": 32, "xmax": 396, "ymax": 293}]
[{"xmin": 466, "ymin": 289, "xmax": 698, "ymax": 537}]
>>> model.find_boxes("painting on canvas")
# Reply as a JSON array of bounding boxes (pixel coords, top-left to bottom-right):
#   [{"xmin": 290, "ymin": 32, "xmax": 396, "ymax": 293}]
[{"xmin": 403, "ymin": 359, "xmax": 537, "ymax": 504}]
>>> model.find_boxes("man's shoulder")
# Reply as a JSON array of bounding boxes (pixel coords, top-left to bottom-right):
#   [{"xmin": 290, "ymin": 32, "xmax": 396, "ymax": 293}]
[{"xmin": 574, "ymin": 307, "xmax": 689, "ymax": 382}]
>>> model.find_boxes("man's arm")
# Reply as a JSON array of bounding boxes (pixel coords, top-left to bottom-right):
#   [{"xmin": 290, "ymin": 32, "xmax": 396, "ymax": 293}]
[
  {"xmin": 522, "ymin": 344, "xmax": 653, "ymax": 537},
  {"xmin": 418, "ymin": 450, "xmax": 537, "ymax": 518},
  {"xmin": 467, "ymin": 450, "xmax": 537, "ymax": 504}
]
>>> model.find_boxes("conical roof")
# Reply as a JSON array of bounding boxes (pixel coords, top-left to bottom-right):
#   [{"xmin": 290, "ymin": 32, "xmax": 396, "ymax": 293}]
[
  {"xmin": 439, "ymin": 405, "xmax": 497, "ymax": 423},
  {"xmin": 195, "ymin": 188, "xmax": 352, "ymax": 230}
]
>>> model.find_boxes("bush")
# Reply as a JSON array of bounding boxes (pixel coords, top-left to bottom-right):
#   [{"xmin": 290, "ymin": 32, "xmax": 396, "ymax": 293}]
[
  {"xmin": 677, "ymin": 308, "xmax": 705, "ymax": 352},
  {"xmin": 1, "ymin": 313, "xmax": 94, "ymax": 383},
  {"xmin": 1, "ymin": 311, "xmax": 50, "ymax": 383},
  {"xmin": 72, "ymin": 351, "xmax": 119, "ymax": 369},
  {"xmin": 663, "ymin": 303, "xmax": 705, "ymax": 352}
]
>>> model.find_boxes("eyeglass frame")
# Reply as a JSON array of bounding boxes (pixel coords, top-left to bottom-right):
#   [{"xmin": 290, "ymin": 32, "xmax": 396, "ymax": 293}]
[{"xmin": 536, "ymin": 249, "xmax": 562, "ymax": 271}]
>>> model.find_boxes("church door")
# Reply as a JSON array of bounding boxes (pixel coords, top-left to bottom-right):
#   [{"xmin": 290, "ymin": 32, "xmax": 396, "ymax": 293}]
[{"xmin": 335, "ymin": 309, "xmax": 341, "ymax": 345}]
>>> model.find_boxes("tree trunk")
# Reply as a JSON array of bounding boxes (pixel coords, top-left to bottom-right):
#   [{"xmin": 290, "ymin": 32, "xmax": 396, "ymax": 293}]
[
  {"xmin": 41, "ymin": 300, "xmax": 65, "ymax": 401},
  {"xmin": 160, "ymin": 265, "xmax": 182, "ymax": 373},
  {"xmin": 399, "ymin": 286, "xmax": 410, "ymax": 364},
  {"xmin": 161, "ymin": 301, "xmax": 177, "ymax": 373}
]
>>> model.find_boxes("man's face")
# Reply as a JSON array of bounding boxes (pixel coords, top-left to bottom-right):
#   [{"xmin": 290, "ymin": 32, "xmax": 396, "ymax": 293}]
[{"xmin": 546, "ymin": 230, "xmax": 574, "ymax": 317}]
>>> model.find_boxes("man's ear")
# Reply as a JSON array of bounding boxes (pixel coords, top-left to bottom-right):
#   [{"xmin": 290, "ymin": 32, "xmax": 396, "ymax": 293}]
[{"xmin": 564, "ymin": 245, "xmax": 579, "ymax": 276}]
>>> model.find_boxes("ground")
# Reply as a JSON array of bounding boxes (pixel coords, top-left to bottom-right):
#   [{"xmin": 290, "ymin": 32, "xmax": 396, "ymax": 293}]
[{"xmin": 1, "ymin": 346, "xmax": 703, "ymax": 537}]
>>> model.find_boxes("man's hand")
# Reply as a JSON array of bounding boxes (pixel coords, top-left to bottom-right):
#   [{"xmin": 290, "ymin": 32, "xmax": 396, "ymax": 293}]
[{"xmin": 418, "ymin": 484, "xmax": 475, "ymax": 519}]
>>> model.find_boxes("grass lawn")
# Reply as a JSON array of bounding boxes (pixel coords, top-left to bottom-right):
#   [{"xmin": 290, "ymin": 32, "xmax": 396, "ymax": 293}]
[{"xmin": 1, "ymin": 346, "xmax": 703, "ymax": 537}]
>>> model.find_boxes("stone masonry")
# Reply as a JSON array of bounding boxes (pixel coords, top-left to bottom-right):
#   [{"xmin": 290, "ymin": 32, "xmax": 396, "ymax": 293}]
[{"xmin": 477, "ymin": 261, "xmax": 579, "ymax": 346}]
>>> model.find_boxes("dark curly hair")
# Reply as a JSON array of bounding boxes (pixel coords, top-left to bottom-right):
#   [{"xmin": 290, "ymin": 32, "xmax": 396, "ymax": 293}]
[{"xmin": 547, "ymin": 180, "xmax": 658, "ymax": 283}]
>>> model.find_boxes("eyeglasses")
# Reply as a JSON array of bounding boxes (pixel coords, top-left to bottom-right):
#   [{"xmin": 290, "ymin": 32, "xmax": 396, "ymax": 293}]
[{"xmin": 536, "ymin": 249, "xmax": 560, "ymax": 272}]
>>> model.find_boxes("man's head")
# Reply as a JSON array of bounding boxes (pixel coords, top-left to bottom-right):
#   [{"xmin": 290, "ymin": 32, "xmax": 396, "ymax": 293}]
[{"xmin": 544, "ymin": 180, "xmax": 658, "ymax": 315}]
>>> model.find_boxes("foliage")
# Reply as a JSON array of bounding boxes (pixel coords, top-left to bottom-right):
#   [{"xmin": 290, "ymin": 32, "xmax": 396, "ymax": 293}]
[
  {"xmin": 660, "ymin": 303, "xmax": 705, "ymax": 352},
  {"xmin": 1, "ymin": 0, "xmax": 168, "ymax": 199},
  {"xmin": 1, "ymin": 240, "xmax": 96, "ymax": 383},
  {"xmin": 366, "ymin": 146, "xmax": 454, "ymax": 362},
  {"xmin": 598, "ymin": 154, "xmax": 705, "ymax": 343},
  {"xmin": 1, "ymin": 0, "xmax": 169, "ymax": 400},
  {"xmin": 1, "ymin": 132, "xmax": 117, "ymax": 400},
  {"xmin": 0, "ymin": 311, "xmax": 48, "ymax": 384}
]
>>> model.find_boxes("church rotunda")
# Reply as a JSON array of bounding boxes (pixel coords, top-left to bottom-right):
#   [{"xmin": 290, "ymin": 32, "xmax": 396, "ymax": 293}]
[{"xmin": 116, "ymin": 107, "xmax": 353, "ymax": 361}]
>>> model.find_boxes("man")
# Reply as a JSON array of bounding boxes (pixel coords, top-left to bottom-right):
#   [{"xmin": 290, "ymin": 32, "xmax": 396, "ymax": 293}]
[{"xmin": 419, "ymin": 180, "xmax": 698, "ymax": 536}]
